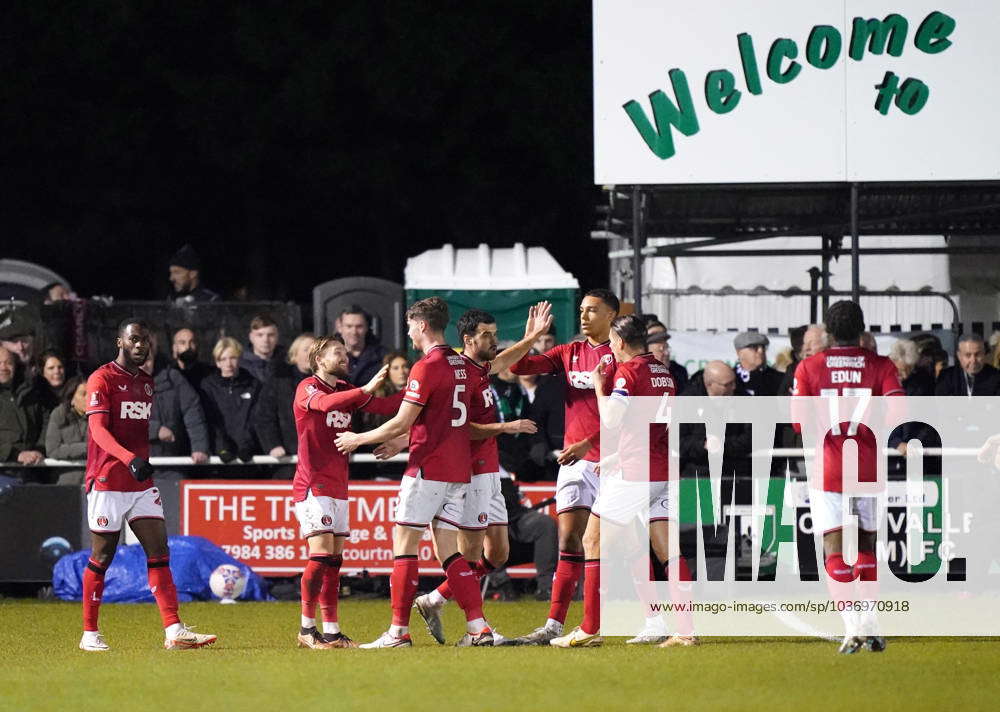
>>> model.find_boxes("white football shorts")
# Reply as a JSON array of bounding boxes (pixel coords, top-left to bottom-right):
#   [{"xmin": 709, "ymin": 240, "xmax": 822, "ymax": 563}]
[
  {"xmin": 555, "ymin": 459, "xmax": 600, "ymax": 514},
  {"xmin": 395, "ymin": 471, "xmax": 467, "ymax": 531},
  {"xmin": 87, "ymin": 488, "xmax": 164, "ymax": 533},
  {"xmin": 808, "ymin": 489, "xmax": 881, "ymax": 534},
  {"xmin": 295, "ymin": 490, "xmax": 349, "ymax": 538}
]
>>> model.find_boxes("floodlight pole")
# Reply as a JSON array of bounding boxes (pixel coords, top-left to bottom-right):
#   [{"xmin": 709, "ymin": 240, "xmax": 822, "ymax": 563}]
[
  {"xmin": 632, "ymin": 185, "xmax": 644, "ymax": 315},
  {"xmin": 851, "ymin": 182, "xmax": 860, "ymax": 303}
]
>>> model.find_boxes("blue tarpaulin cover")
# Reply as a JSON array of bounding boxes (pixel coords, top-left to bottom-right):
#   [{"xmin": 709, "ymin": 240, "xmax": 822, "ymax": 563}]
[{"xmin": 54, "ymin": 535, "xmax": 272, "ymax": 602}]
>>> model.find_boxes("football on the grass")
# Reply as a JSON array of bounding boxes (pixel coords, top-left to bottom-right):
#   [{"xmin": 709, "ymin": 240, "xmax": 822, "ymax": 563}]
[{"xmin": 209, "ymin": 564, "xmax": 247, "ymax": 602}]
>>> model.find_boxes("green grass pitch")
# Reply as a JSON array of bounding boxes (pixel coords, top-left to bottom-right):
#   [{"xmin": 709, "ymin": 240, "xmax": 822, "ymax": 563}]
[{"xmin": 1, "ymin": 598, "xmax": 998, "ymax": 711}]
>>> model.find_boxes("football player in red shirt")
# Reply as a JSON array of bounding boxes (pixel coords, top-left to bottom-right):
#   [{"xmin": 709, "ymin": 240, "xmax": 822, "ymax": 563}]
[
  {"xmin": 79, "ymin": 319, "xmax": 216, "ymax": 652},
  {"xmin": 412, "ymin": 307, "xmax": 545, "ymax": 645},
  {"xmin": 336, "ymin": 298, "xmax": 550, "ymax": 647},
  {"xmin": 549, "ymin": 315, "xmax": 691, "ymax": 647},
  {"xmin": 292, "ymin": 334, "xmax": 401, "ymax": 649},
  {"xmin": 792, "ymin": 300, "xmax": 903, "ymax": 654},
  {"xmin": 507, "ymin": 289, "xmax": 619, "ymax": 645}
]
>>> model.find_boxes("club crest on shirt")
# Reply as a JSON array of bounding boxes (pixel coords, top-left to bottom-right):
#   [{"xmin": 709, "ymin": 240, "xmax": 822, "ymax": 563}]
[{"xmin": 601, "ymin": 354, "xmax": 613, "ymax": 365}]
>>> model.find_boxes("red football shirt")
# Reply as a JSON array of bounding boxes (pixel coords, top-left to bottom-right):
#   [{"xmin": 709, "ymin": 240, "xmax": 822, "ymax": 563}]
[
  {"xmin": 510, "ymin": 340, "xmax": 616, "ymax": 461},
  {"xmin": 403, "ymin": 345, "xmax": 473, "ymax": 483},
  {"xmin": 464, "ymin": 355, "xmax": 499, "ymax": 475},
  {"xmin": 293, "ymin": 376, "xmax": 403, "ymax": 501},
  {"xmin": 610, "ymin": 353, "xmax": 675, "ymax": 482},
  {"xmin": 85, "ymin": 361, "xmax": 155, "ymax": 492},
  {"xmin": 792, "ymin": 346, "xmax": 904, "ymax": 492}
]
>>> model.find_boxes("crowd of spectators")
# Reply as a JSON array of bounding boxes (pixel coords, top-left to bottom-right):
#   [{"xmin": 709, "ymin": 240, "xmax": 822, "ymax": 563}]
[{"xmin": 4, "ymin": 243, "xmax": 1000, "ymax": 489}]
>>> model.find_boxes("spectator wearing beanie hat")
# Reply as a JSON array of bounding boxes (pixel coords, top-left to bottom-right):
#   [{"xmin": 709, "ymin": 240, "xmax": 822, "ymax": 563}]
[{"xmin": 169, "ymin": 244, "xmax": 220, "ymax": 305}]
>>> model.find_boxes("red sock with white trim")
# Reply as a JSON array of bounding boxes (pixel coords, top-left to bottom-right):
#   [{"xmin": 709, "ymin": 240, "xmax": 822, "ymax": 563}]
[
  {"xmin": 390, "ymin": 555, "xmax": 419, "ymax": 628},
  {"xmin": 319, "ymin": 555, "xmax": 343, "ymax": 632},
  {"xmin": 442, "ymin": 554, "xmax": 486, "ymax": 629},
  {"xmin": 825, "ymin": 554, "xmax": 856, "ymax": 583},
  {"xmin": 581, "ymin": 559, "xmax": 601, "ymax": 635},
  {"xmin": 82, "ymin": 558, "xmax": 107, "ymax": 632},
  {"xmin": 853, "ymin": 550, "xmax": 877, "ymax": 581},
  {"xmin": 547, "ymin": 551, "xmax": 584, "ymax": 625},
  {"xmin": 147, "ymin": 556, "xmax": 181, "ymax": 628},
  {"xmin": 300, "ymin": 556, "xmax": 326, "ymax": 623}
]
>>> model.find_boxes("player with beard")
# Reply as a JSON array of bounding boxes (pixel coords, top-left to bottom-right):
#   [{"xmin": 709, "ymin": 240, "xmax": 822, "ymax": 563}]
[
  {"xmin": 507, "ymin": 289, "xmax": 619, "ymax": 645},
  {"xmin": 292, "ymin": 334, "xmax": 402, "ymax": 649},
  {"xmin": 80, "ymin": 319, "xmax": 216, "ymax": 652},
  {"xmin": 336, "ymin": 299, "xmax": 551, "ymax": 648},
  {"xmin": 411, "ymin": 308, "xmax": 544, "ymax": 645}
]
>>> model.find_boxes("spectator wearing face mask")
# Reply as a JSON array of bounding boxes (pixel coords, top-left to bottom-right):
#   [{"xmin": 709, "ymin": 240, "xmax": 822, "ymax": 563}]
[{"xmin": 171, "ymin": 327, "xmax": 213, "ymax": 392}]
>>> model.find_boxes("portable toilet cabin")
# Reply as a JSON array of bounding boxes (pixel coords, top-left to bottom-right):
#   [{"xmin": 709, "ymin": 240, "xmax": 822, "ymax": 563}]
[{"xmin": 404, "ymin": 243, "xmax": 579, "ymax": 347}]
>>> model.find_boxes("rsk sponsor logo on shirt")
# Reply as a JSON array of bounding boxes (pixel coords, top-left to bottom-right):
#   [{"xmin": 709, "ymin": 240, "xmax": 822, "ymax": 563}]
[
  {"xmin": 325, "ymin": 410, "xmax": 352, "ymax": 429},
  {"xmin": 482, "ymin": 388, "xmax": 494, "ymax": 408},
  {"xmin": 569, "ymin": 371, "xmax": 597, "ymax": 389},
  {"xmin": 120, "ymin": 401, "xmax": 152, "ymax": 420}
]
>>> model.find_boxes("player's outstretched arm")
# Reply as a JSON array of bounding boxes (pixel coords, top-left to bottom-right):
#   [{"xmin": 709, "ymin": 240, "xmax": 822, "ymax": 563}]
[
  {"xmin": 491, "ymin": 301, "xmax": 554, "ymax": 375},
  {"xmin": 469, "ymin": 419, "xmax": 537, "ymax": 441},
  {"xmin": 361, "ymin": 390, "xmax": 405, "ymax": 416},
  {"xmin": 303, "ymin": 387, "xmax": 370, "ymax": 414},
  {"xmin": 335, "ymin": 401, "xmax": 422, "ymax": 454}
]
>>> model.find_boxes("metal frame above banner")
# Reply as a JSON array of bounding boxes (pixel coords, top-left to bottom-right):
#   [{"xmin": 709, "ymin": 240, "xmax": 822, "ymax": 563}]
[{"xmin": 596, "ymin": 181, "xmax": 1000, "ymax": 316}]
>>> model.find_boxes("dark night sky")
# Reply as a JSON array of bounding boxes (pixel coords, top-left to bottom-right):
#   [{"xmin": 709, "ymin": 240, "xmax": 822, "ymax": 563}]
[{"xmin": 3, "ymin": 1, "xmax": 606, "ymax": 304}]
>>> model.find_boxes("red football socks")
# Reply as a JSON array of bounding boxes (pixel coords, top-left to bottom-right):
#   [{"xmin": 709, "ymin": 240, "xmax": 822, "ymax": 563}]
[
  {"xmin": 390, "ymin": 555, "xmax": 419, "ymax": 627},
  {"xmin": 82, "ymin": 558, "xmax": 107, "ymax": 632},
  {"xmin": 442, "ymin": 554, "xmax": 485, "ymax": 622},
  {"xmin": 548, "ymin": 551, "xmax": 585, "ymax": 624},
  {"xmin": 853, "ymin": 550, "xmax": 877, "ymax": 581},
  {"xmin": 825, "ymin": 553, "xmax": 857, "ymax": 583},
  {"xmin": 319, "ymin": 555, "xmax": 343, "ymax": 624},
  {"xmin": 300, "ymin": 556, "xmax": 327, "ymax": 620},
  {"xmin": 581, "ymin": 559, "xmax": 601, "ymax": 635},
  {"xmin": 147, "ymin": 556, "xmax": 180, "ymax": 628},
  {"xmin": 435, "ymin": 556, "xmax": 493, "ymax": 601}
]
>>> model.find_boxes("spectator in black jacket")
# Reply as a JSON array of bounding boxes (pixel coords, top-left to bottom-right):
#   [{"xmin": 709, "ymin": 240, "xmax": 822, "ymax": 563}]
[
  {"xmin": 240, "ymin": 314, "xmax": 281, "ymax": 383},
  {"xmin": 733, "ymin": 331, "xmax": 784, "ymax": 396},
  {"xmin": 202, "ymin": 337, "xmax": 261, "ymax": 462},
  {"xmin": 0, "ymin": 347, "xmax": 47, "ymax": 467},
  {"xmin": 169, "ymin": 244, "xmax": 220, "ymax": 305},
  {"xmin": 145, "ymin": 351, "xmax": 210, "ymax": 463},
  {"xmin": 171, "ymin": 327, "xmax": 213, "ymax": 391},
  {"xmin": 336, "ymin": 305, "xmax": 387, "ymax": 386},
  {"xmin": 935, "ymin": 333, "xmax": 1000, "ymax": 396},
  {"xmin": 254, "ymin": 333, "xmax": 316, "ymax": 460}
]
